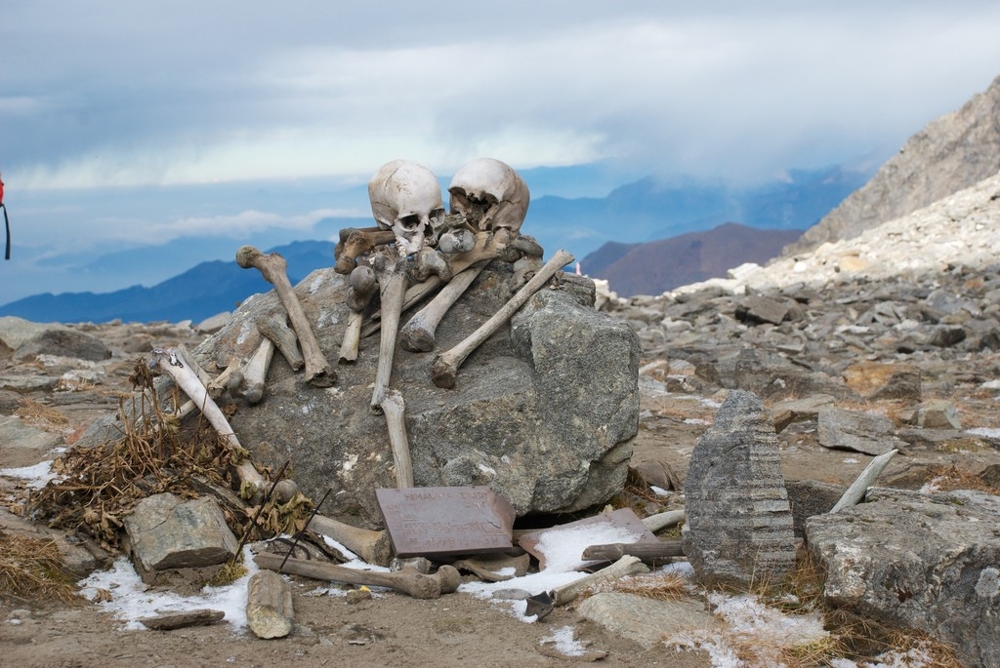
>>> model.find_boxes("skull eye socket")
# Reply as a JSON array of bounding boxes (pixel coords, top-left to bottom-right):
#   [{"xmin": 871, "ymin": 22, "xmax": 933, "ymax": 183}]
[{"xmin": 396, "ymin": 214, "xmax": 424, "ymax": 231}]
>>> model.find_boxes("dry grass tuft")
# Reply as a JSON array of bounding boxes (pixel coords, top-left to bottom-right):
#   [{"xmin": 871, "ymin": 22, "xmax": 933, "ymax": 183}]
[
  {"xmin": 926, "ymin": 463, "xmax": 998, "ymax": 494},
  {"xmin": 15, "ymin": 398, "xmax": 69, "ymax": 427},
  {"xmin": 0, "ymin": 530, "xmax": 81, "ymax": 605},
  {"xmin": 587, "ymin": 571, "xmax": 692, "ymax": 602}
]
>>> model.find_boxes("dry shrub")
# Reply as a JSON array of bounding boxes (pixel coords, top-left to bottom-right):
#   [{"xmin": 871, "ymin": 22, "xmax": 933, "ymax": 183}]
[
  {"xmin": 825, "ymin": 609, "xmax": 964, "ymax": 668},
  {"xmin": 23, "ymin": 357, "xmax": 307, "ymax": 553},
  {"xmin": 0, "ymin": 530, "xmax": 80, "ymax": 605},
  {"xmin": 926, "ymin": 463, "xmax": 998, "ymax": 494}
]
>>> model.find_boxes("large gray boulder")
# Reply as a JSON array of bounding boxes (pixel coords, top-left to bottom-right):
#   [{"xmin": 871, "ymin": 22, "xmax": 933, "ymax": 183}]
[
  {"xmin": 807, "ymin": 487, "xmax": 1000, "ymax": 668},
  {"xmin": 196, "ymin": 263, "xmax": 640, "ymax": 527}
]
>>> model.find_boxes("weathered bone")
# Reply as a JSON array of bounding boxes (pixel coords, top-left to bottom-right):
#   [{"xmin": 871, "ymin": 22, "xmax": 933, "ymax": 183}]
[
  {"xmin": 334, "ymin": 226, "xmax": 395, "ymax": 275},
  {"xmin": 399, "ymin": 260, "xmax": 488, "ymax": 353},
  {"xmin": 207, "ymin": 355, "xmax": 243, "ymax": 399},
  {"xmin": 368, "ymin": 160, "xmax": 445, "ymax": 256},
  {"xmin": 149, "ymin": 347, "xmax": 265, "ymax": 491},
  {"xmin": 412, "ymin": 246, "xmax": 452, "ymax": 282},
  {"xmin": 830, "ymin": 448, "xmax": 899, "ymax": 513},
  {"xmin": 339, "ymin": 265, "xmax": 378, "ymax": 364},
  {"xmin": 437, "ymin": 227, "xmax": 476, "ymax": 254},
  {"xmin": 238, "ymin": 337, "xmax": 274, "ymax": 404},
  {"xmin": 370, "ymin": 249, "xmax": 408, "ymax": 408},
  {"xmin": 309, "ymin": 514, "xmax": 393, "ymax": 567},
  {"xmin": 448, "ymin": 158, "xmax": 529, "ymax": 233},
  {"xmin": 431, "ymin": 249, "xmax": 574, "ymax": 388},
  {"xmin": 549, "ymin": 555, "xmax": 649, "ymax": 606},
  {"xmin": 236, "ymin": 245, "xmax": 336, "ymax": 388},
  {"xmin": 256, "ymin": 313, "xmax": 304, "ymax": 372},
  {"xmin": 379, "ymin": 390, "xmax": 414, "ymax": 488},
  {"xmin": 254, "ymin": 552, "xmax": 460, "ymax": 599}
]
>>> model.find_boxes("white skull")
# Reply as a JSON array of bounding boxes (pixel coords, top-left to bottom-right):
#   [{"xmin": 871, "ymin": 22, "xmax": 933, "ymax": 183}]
[
  {"xmin": 368, "ymin": 160, "xmax": 445, "ymax": 257},
  {"xmin": 448, "ymin": 158, "xmax": 529, "ymax": 234}
]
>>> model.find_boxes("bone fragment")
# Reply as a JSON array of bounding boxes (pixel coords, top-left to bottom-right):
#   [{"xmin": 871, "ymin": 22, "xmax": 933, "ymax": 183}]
[
  {"xmin": 239, "ymin": 337, "xmax": 274, "ymax": 404},
  {"xmin": 437, "ymin": 228, "xmax": 476, "ymax": 254},
  {"xmin": 256, "ymin": 313, "xmax": 304, "ymax": 372},
  {"xmin": 432, "ymin": 249, "xmax": 574, "ymax": 388},
  {"xmin": 254, "ymin": 553, "xmax": 460, "ymax": 599},
  {"xmin": 309, "ymin": 514, "xmax": 393, "ymax": 567},
  {"xmin": 399, "ymin": 260, "xmax": 487, "ymax": 353},
  {"xmin": 236, "ymin": 245, "xmax": 335, "ymax": 387},
  {"xmin": 370, "ymin": 250, "xmax": 408, "ymax": 409},
  {"xmin": 641, "ymin": 509, "xmax": 686, "ymax": 533},
  {"xmin": 246, "ymin": 570, "xmax": 294, "ymax": 639},
  {"xmin": 149, "ymin": 347, "xmax": 265, "ymax": 490},
  {"xmin": 334, "ymin": 226, "xmax": 395, "ymax": 275},
  {"xmin": 207, "ymin": 355, "xmax": 243, "ymax": 399},
  {"xmin": 549, "ymin": 555, "xmax": 649, "ymax": 606},
  {"xmin": 830, "ymin": 448, "xmax": 899, "ymax": 513},
  {"xmin": 379, "ymin": 390, "xmax": 414, "ymax": 488},
  {"xmin": 340, "ymin": 265, "xmax": 378, "ymax": 364},
  {"xmin": 412, "ymin": 247, "xmax": 452, "ymax": 282}
]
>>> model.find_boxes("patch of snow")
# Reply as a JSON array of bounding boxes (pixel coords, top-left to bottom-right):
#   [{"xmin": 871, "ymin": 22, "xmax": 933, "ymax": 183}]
[
  {"xmin": 966, "ymin": 427, "xmax": 1000, "ymax": 439},
  {"xmin": 540, "ymin": 626, "xmax": 588, "ymax": 657},
  {"xmin": 78, "ymin": 546, "xmax": 259, "ymax": 632},
  {"xmin": 0, "ymin": 460, "xmax": 62, "ymax": 489}
]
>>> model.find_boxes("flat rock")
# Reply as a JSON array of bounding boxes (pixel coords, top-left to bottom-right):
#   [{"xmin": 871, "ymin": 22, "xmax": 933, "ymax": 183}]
[
  {"xmin": 817, "ymin": 407, "xmax": 905, "ymax": 456},
  {"xmin": 576, "ymin": 592, "xmax": 715, "ymax": 650},
  {"xmin": 123, "ymin": 493, "xmax": 239, "ymax": 585}
]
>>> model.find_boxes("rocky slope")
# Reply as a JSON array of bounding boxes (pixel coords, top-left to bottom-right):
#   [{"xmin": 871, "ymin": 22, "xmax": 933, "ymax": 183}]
[{"xmin": 785, "ymin": 73, "xmax": 1000, "ymax": 256}]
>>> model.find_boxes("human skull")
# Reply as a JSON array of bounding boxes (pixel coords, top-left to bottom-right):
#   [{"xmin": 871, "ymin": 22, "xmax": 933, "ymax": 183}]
[
  {"xmin": 448, "ymin": 158, "xmax": 529, "ymax": 234},
  {"xmin": 368, "ymin": 160, "xmax": 445, "ymax": 257}
]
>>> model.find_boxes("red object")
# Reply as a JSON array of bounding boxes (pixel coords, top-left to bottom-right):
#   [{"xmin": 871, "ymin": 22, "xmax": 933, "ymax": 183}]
[{"xmin": 0, "ymin": 173, "xmax": 4, "ymax": 206}]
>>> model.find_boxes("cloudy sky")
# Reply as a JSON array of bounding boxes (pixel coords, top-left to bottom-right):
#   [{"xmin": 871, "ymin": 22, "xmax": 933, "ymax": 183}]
[{"xmin": 2, "ymin": 1, "xmax": 1000, "ymax": 304}]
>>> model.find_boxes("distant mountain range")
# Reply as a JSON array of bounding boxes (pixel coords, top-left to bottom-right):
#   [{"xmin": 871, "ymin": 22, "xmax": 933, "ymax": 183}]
[
  {"xmin": 581, "ymin": 223, "xmax": 803, "ymax": 297},
  {"xmin": 0, "ymin": 165, "xmax": 869, "ymax": 323}
]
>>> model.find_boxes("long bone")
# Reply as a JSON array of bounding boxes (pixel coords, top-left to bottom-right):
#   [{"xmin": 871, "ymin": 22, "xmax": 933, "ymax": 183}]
[
  {"xmin": 308, "ymin": 514, "xmax": 393, "ymax": 566},
  {"xmin": 254, "ymin": 553, "xmax": 460, "ymax": 599},
  {"xmin": 333, "ymin": 226, "xmax": 395, "ymax": 275},
  {"xmin": 379, "ymin": 390, "xmax": 414, "ymax": 488},
  {"xmin": 370, "ymin": 248, "xmax": 408, "ymax": 409},
  {"xmin": 399, "ymin": 260, "xmax": 488, "ymax": 353},
  {"xmin": 236, "ymin": 245, "xmax": 336, "ymax": 388},
  {"xmin": 431, "ymin": 249, "xmax": 574, "ymax": 389},
  {"xmin": 257, "ymin": 313, "xmax": 304, "ymax": 372},
  {"xmin": 339, "ymin": 264, "xmax": 378, "ymax": 364},
  {"xmin": 149, "ymin": 347, "xmax": 265, "ymax": 492}
]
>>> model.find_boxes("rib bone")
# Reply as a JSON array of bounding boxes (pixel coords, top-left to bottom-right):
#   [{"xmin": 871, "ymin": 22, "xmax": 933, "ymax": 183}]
[
  {"xmin": 431, "ymin": 249, "xmax": 574, "ymax": 388},
  {"xmin": 399, "ymin": 260, "xmax": 487, "ymax": 352},
  {"xmin": 379, "ymin": 390, "xmax": 414, "ymax": 488},
  {"xmin": 256, "ymin": 313, "xmax": 304, "ymax": 372},
  {"xmin": 370, "ymin": 249, "xmax": 408, "ymax": 409},
  {"xmin": 236, "ymin": 245, "xmax": 335, "ymax": 388},
  {"xmin": 149, "ymin": 347, "xmax": 265, "ymax": 491}
]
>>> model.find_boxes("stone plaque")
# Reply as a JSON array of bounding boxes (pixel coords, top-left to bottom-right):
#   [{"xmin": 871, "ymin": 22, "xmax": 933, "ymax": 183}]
[{"xmin": 375, "ymin": 486, "xmax": 516, "ymax": 557}]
